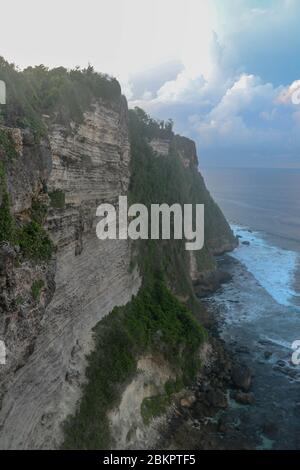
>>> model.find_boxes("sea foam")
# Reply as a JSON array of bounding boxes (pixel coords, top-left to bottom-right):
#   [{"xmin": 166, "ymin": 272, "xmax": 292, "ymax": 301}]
[{"xmin": 230, "ymin": 225, "xmax": 300, "ymax": 308}]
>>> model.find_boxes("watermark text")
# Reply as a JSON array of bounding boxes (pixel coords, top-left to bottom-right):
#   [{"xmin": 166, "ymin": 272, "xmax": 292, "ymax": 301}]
[{"xmin": 96, "ymin": 196, "xmax": 204, "ymax": 251}]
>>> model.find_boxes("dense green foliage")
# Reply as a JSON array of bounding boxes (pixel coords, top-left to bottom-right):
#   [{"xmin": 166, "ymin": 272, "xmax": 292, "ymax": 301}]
[
  {"xmin": 128, "ymin": 107, "xmax": 217, "ymax": 294},
  {"xmin": 129, "ymin": 107, "xmax": 235, "ymax": 288},
  {"xmin": 0, "ymin": 129, "xmax": 18, "ymax": 158},
  {"xmin": 0, "ymin": 57, "xmax": 121, "ymax": 139},
  {"xmin": 30, "ymin": 200, "xmax": 48, "ymax": 224},
  {"xmin": 49, "ymin": 190, "xmax": 65, "ymax": 209},
  {"xmin": 62, "ymin": 278, "xmax": 206, "ymax": 449},
  {"xmin": 0, "ymin": 161, "xmax": 53, "ymax": 263},
  {"xmin": 31, "ymin": 279, "xmax": 45, "ymax": 301},
  {"xmin": 18, "ymin": 221, "xmax": 53, "ymax": 263},
  {"xmin": 129, "ymin": 106, "xmax": 174, "ymax": 140},
  {"xmin": 0, "ymin": 161, "xmax": 15, "ymax": 243}
]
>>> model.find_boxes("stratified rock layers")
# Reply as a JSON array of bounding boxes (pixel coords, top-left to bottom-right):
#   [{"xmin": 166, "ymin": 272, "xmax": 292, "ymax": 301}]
[{"xmin": 0, "ymin": 98, "xmax": 141, "ymax": 449}]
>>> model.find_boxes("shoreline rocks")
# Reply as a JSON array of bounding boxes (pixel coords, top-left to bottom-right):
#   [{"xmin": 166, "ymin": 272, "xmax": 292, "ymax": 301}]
[
  {"xmin": 193, "ymin": 269, "xmax": 232, "ymax": 298},
  {"xmin": 231, "ymin": 363, "xmax": 252, "ymax": 392}
]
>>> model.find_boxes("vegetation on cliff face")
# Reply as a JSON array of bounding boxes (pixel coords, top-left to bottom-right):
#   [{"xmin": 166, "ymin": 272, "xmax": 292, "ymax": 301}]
[
  {"xmin": 0, "ymin": 160, "xmax": 53, "ymax": 263},
  {"xmin": 62, "ymin": 278, "xmax": 207, "ymax": 449},
  {"xmin": 0, "ymin": 57, "xmax": 121, "ymax": 139},
  {"xmin": 48, "ymin": 190, "xmax": 65, "ymax": 209},
  {"xmin": 0, "ymin": 128, "xmax": 18, "ymax": 159},
  {"xmin": 128, "ymin": 107, "xmax": 235, "ymax": 295},
  {"xmin": 0, "ymin": 161, "xmax": 15, "ymax": 243},
  {"xmin": 62, "ymin": 107, "xmax": 235, "ymax": 449},
  {"xmin": 31, "ymin": 279, "xmax": 45, "ymax": 301}
]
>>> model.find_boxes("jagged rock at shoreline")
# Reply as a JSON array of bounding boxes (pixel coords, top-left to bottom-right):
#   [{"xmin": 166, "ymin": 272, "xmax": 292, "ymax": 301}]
[
  {"xmin": 233, "ymin": 391, "xmax": 255, "ymax": 405},
  {"xmin": 231, "ymin": 364, "xmax": 252, "ymax": 392},
  {"xmin": 193, "ymin": 269, "xmax": 232, "ymax": 297},
  {"xmin": 0, "ymin": 60, "xmax": 236, "ymax": 449}
]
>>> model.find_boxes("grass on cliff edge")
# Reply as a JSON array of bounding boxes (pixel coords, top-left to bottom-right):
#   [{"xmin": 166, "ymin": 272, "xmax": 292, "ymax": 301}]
[
  {"xmin": 0, "ymin": 56, "xmax": 121, "ymax": 139},
  {"xmin": 62, "ymin": 277, "xmax": 207, "ymax": 450}
]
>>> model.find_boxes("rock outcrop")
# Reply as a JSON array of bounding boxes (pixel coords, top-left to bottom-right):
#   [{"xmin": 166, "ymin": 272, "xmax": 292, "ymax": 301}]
[{"xmin": 108, "ymin": 355, "xmax": 175, "ymax": 449}]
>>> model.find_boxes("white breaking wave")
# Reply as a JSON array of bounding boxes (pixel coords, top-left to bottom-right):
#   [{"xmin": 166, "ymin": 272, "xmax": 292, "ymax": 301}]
[
  {"xmin": 230, "ymin": 225, "xmax": 300, "ymax": 308},
  {"xmin": 260, "ymin": 335, "xmax": 293, "ymax": 351}
]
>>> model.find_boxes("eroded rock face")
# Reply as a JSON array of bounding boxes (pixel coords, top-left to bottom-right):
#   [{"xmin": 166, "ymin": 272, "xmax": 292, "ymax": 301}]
[
  {"xmin": 173, "ymin": 135, "xmax": 198, "ymax": 169},
  {"xmin": 0, "ymin": 98, "xmax": 141, "ymax": 449},
  {"xmin": 150, "ymin": 134, "xmax": 198, "ymax": 168},
  {"xmin": 231, "ymin": 364, "xmax": 252, "ymax": 392},
  {"xmin": 150, "ymin": 138, "xmax": 170, "ymax": 156},
  {"xmin": 108, "ymin": 355, "xmax": 175, "ymax": 450}
]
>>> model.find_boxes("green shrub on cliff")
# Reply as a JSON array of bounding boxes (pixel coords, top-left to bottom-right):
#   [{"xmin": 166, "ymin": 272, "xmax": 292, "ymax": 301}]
[
  {"xmin": 18, "ymin": 221, "xmax": 53, "ymax": 263},
  {"xmin": 141, "ymin": 394, "xmax": 170, "ymax": 425},
  {"xmin": 31, "ymin": 279, "xmax": 45, "ymax": 301},
  {"xmin": 49, "ymin": 190, "xmax": 65, "ymax": 209},
  {"xmin": 0, "ymin": 162, "xmax": 15, "ymax": 243},
  {"xmin": 0, "ymin": 129, "xmax": 18, "ymax": 159},
  {"xmin": 0, "ymin": 161, "xmax": 53, "ymax": 262}
]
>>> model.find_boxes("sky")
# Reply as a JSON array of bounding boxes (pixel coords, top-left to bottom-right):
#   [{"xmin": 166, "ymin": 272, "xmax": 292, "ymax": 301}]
[{"xmin": 1, "ymin": 0, "xmax": 300, "ymax": 168}]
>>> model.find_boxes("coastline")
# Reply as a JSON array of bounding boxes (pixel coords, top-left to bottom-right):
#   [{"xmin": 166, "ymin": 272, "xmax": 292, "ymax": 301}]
[{"xmin": 158, "ymin": 244, "xmax": 300, "ymax": 450}]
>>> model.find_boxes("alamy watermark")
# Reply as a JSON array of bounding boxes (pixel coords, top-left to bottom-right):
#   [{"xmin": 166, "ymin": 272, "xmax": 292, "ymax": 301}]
[
  {"xmin": 0, "ymin": 80, "xmax": 6, "ymax": 105},
  {"xmin": 291, "ymin": 340, "xmax": 300, "ymax": 366},
  {"xmin": 291, "ymin": 85, "xmax": 300, "ymax": 105},
  {"xmin": 96, "ymin": 196, "xmax": 204, "ymax": 251},
  {"xmin": 0, "ymin": 340, "xmax": 6, "ymax": 365}
]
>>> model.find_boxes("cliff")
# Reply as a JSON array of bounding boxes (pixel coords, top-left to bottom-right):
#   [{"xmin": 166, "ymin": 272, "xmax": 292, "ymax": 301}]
[{"xmin": 0, "ymin": 61, "xmax": 236, "ymax": 449}]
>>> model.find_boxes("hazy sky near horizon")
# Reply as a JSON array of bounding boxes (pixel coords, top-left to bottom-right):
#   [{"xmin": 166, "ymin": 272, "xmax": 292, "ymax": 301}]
[{"xmin": 1, "ymin": 0, "xmax": 300, "ymax": 167}]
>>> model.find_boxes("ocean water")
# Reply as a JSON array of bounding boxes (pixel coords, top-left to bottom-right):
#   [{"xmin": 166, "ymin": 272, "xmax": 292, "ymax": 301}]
[
  {"xmin": 202, "ymin": 167, "xmax": 300, "ymax": 309},
  {"xmin": 230, "ymin": 225, "xmax": 300, "ymax": 309},
  {"xmin": 201, "ymin": 167, "xmax": 300, "ymax": 449},
  {"xmin": 202, "ymin": 167, "xmax": 300, "ymax": 244}
]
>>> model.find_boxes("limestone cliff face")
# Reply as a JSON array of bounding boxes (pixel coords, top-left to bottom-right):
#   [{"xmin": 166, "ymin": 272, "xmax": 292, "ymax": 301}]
[
  {"xmin": 150, "ymin": 134, "xmax": 197, "ymax": 168},
  {"xmin": 108, "ymin": 355, "xmax": 176, "ymax": 449},
  {"xmin": 0, "ymin": 98, "xmax": 140, "ymax": 449}
]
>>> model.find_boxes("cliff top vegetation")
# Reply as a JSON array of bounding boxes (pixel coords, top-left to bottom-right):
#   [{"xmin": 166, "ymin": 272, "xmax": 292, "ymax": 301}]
[{"xmin": 0, "ymin": 57, "xmax": 121, "ymax": 138}]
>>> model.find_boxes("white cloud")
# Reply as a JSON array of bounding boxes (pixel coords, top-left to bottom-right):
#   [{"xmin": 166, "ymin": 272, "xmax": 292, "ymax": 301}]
[
  {"xmin": 155, "ymin": 71, "xmax": 206, "ymax": 104},
  {"xmin": 0, "ymin": 0, "xmax": 217, "ymax": 83},
  {"xmin": 277, "ymin": 80, "xmax": 300, "ymax": 105},
  {"xmin": 128, "ymin": 54, "xmax": 300, "ymax": 166}
]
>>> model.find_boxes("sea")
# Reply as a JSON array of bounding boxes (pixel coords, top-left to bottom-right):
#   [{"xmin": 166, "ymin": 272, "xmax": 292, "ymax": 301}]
[{"xmin": 201, "ymin": 167, "xmax": 300, "ymax": 449}]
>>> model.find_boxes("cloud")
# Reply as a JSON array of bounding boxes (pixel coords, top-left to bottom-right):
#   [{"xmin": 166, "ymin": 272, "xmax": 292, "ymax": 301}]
[
  {"xmin": 193, "ymin": 75, "xmax": 279, "ymax": 142},
  {"xmin": 126, "ymin": 0, "xmax": 300, "ymax": 168},
  {"xmin": 128, "ymin": 59, "xmax": 300, "ymax": 167},
  {"xmin": 124, "ymin": 61, "xmax": 184, "ymax": 101},
  {"xmin": 278, "ymin": 80, "xmax": 300, "ymax": 105},
  {"xmin": 192, "ymin": 73, "xmax": 300, "ymax": 166},
  {"xmin": 217, "ymin": 0, "xmax": 300, "ymax": 87}
]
